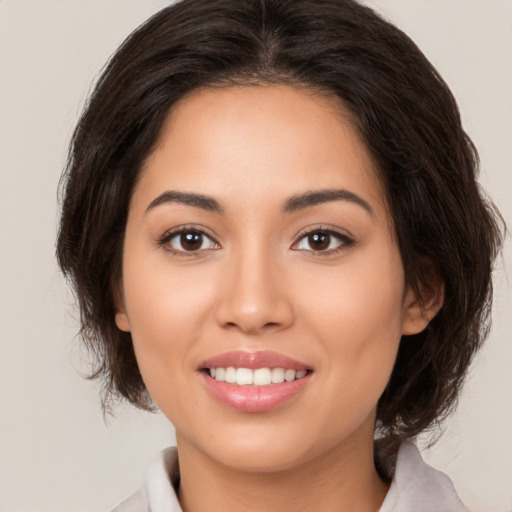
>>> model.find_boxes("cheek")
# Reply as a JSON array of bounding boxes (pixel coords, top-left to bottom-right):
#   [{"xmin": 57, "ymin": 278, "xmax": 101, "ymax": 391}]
[
  {"xmin": 121, "ymin": 250, "xmax": 218, "ymax": 407},
  {"xmin": 300, "ymin": 245, "xmax": 405, "ymax": 339},
  {"xmin": 297, "ymin": 246, "xmax": 405, "ymax": 404}
]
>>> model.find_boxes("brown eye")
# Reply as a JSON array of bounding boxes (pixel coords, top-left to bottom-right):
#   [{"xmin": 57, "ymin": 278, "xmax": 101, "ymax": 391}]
[
  {"xmin": 180, "ymin": 231, "xmax": 203, "ymax": 251},
  {"xmin": 308, "ymin": 232, "xmax": 330, "ymax": 251},
  {"xmin": 165, "ymin": 229, "xmax": 218, "ymax": 253},
  {"xmin": 293, "ymin": 229, "xmax": 353, "ymax": 254}
]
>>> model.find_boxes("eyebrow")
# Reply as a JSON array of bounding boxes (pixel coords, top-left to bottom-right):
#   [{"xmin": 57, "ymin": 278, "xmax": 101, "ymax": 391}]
[
  {"xmin": 146, "ymin": 191, "xmax": 224, "ymax": 214},
  {"xmin": 282, "ymin": 189, "xmax": 373, "ymax": 215},
  {"xmin": 145, "ymin": 188, "xmax": 373, "ymax": 216}
]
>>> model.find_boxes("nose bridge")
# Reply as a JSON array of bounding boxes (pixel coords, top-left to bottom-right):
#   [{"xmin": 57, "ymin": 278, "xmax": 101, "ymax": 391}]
[{"xmin": 215, "ymin": 239, "xmax": 294, "ymax": 334}]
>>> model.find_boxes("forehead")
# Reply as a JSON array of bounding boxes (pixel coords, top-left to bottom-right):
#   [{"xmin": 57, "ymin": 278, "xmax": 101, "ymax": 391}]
[{"xmin": 135, "ymin": 85, "xmax": 387, "ymax": 217}]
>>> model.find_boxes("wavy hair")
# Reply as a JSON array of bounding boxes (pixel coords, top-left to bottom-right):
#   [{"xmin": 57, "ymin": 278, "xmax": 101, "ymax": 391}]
[{"xmin": 57, "ymin": 0, "xmax": 504, "ymax": 441}]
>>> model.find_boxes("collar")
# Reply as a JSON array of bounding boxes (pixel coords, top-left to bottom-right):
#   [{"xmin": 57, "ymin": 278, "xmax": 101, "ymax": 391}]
[{"xmin": 113, "ymin": 441, "xmax": 468, "ymax": 512}]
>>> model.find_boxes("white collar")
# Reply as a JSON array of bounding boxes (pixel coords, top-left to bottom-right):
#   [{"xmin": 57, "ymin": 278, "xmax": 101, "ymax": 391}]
[
  {"xmin": 379, "ymin": 441, "xmax": 468, "ymax": 512},
  {"xmin": 113, "ymin": 441, "xmax": 468, "ymax": 512}
]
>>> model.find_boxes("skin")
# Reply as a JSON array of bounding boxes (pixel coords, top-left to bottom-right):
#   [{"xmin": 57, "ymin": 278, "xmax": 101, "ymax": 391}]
[{"xmin": 115, "ymin": 85, "xmax": 441, "ymax": 512}]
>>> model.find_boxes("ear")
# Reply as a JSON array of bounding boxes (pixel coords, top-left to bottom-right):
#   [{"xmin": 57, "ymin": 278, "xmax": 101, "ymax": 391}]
[
  {"xmin": 113, "ymin": 281, "xmax": 131, "ymax": 332},
  {"xmin": 401, "ymin": 271, "xmax": 444, "ymax": 336}
]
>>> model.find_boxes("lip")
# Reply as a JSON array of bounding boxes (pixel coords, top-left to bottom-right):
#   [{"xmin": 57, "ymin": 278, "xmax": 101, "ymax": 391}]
[
  {"xmin": 200, "ymin": 350, "xmax": 310, "ymax": 371},
  {"xmin": 199, "ymin": 350, "xmax": 313, "ymax": 413}
]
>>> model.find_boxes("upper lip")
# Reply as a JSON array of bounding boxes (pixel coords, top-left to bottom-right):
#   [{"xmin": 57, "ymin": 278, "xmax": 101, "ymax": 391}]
[{"xmin": 200, "ymin": 350, "xmax": 311, "ymax": 371}]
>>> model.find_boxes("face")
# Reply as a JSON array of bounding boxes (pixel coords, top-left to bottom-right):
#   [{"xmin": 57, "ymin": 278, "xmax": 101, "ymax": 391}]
[{"xmin": 116, "ymin": 85, "xmax": 429, "ymax": 472}]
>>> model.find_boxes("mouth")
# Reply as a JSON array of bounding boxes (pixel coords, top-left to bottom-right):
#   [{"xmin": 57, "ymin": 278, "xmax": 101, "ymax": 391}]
[
  {"xmin": 204, "ymin": 367, "xmax": 310, "ymax": 386},
  {"xmin": 199, "ymin": 351, "xmax": 313, "ymax": 413}
]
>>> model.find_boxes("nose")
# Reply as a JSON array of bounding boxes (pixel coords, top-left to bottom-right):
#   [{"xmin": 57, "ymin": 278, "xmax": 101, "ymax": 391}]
[{"xmin": 214, "ymin": 247, "xmax": 295, "ymax": 336}]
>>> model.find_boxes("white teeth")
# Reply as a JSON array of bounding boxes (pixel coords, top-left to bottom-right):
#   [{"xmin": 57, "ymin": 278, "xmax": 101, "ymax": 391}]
[
  {"xmin": 236, "ymin": 368, "xmax": 253, "ymax": 385},
  {"xmin": 253, "ymin": 368, "xmax": 272, "ymax": 386},
  {"xmin": 208, "ymin": 367, "xmax": 308, "ymax": 386},
  {"xmin": 271, "ymin": 367, "xmax": 285, "ymax": 384},
  {"xmin": 225, "ymin": 366, "xmax": 236, "ymax": 383},
  {"xmin": 284, "ymin": 369, "xmax": 296, "ymax": 382}
]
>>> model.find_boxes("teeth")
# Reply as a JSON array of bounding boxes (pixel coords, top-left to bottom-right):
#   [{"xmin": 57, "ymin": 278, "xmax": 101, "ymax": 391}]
[
  {"xmin": 225, "ymin": 367, "xmax": 236, "ymax": 383},
  {"xmin": 236, "ymin": 367, "xmax": 253, "ymax": 385},
  {"xmin": 284, "ymin": 369, "xmax": 296, "ymax": 382},
  {"xmin": 271, "ymin": 367, "xmax": 285, "ymax": 383},
  {"xmin": 208, "ymin": 367, "xmax": 308, "ymax": 386},
  {"xmin": 253, "ymin": 368, "xmax": 272, "ymax": 386}
]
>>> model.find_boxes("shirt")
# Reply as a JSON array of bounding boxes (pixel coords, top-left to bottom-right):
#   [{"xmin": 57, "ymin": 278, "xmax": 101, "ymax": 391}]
[{"xmin": 112, "ymin": 441, "xmax": 468, "ymax": 512}]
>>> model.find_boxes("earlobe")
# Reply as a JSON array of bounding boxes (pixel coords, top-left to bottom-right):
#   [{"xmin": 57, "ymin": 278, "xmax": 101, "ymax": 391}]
[
  {"xmin": 113, "ymin": 282, "xmax": 131, "ymax": 332},
  {"xmin": 401, "ymin": 281, "xmax": 444, "ymax": 336},
  {"xmin": 115, "ymin": 311, "xmax": 131, "ymax": 332}
]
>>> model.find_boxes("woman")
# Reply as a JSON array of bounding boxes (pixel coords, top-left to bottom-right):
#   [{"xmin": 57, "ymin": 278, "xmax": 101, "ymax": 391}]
[{"xmin": 56, "ymin": 0, "xmax": 504, "ymax": 510}]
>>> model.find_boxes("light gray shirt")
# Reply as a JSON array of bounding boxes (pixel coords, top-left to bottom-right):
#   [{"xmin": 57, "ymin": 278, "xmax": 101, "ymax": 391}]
[{"xmin": 112, "ymin": 441, "xmax": 468, "ymax": 512}]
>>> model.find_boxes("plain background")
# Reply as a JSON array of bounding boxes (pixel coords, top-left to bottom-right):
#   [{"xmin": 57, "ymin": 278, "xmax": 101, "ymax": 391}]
[{"xmin": 0, "ymin": 1, "xmax": 510, "ymax": 511}]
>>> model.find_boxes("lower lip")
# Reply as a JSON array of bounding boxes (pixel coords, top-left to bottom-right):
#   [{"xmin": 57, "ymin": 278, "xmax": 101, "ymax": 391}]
[{"xmin": 200, "ymin": 373, "xmax": 311, "ymax": 413}]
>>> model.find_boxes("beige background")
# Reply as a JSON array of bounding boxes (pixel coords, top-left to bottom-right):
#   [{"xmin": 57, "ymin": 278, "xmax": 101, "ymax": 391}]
[{"xmin": 0, "ymin": 1, "xmax": 510, "ymax": 511}]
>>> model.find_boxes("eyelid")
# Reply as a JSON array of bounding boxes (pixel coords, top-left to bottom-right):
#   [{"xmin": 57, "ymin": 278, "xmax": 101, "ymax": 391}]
[
  {"xmin": 156, "ymin": 224, "xmax": 354, "ymax": 257},
  {"xmin": 291, "ymin": 226, "xmax": 355, "ymax": 254},
  {"xmin": 157, "ymin": 224, "xmax": 221, "ymax": 256}
]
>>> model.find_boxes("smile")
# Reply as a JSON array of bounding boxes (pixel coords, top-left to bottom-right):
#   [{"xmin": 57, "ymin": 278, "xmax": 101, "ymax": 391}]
[
  {"xmin": 200, "ymin": 351, "xmax": 313, "ymax": 412},
  {"xmin": 207, "ymin": 367, "xmax": 308, "ymax": 386}
]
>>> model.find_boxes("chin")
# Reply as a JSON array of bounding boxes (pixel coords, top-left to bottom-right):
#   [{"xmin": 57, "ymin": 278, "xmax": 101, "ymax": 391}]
[
  {"xmin": 177, "ymin": 413, "xmax": 365, "ymax": 475},
  {"xmin": 210, "ymin": 441, "xmax": 312, "ymax": 474}
]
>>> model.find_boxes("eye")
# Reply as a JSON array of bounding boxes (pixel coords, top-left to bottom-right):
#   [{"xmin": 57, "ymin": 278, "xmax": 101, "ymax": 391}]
[
  {"xmin": 160, "ymin": 228, "xmax": 219, "ymax": 254},
  {"xmin": 293, "ymin": 229, "xmax": 354, "ymax": 254}
]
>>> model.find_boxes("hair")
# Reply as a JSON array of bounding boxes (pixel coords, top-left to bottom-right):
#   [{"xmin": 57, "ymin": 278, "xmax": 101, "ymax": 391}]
[{"xmin": 57, "ymin": 0, "xmax": 504, "ymax": 443}]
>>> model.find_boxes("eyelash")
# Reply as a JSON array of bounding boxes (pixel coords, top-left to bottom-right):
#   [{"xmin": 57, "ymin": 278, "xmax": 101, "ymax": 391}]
[
  {"xmin": 157, "ymin": 225, "xmax": 354, "ymax": 257},
  {"xmin": 157, "ymin": 225, "xmax": 219, "ymax": 256},
  {"xmin": 292, "ymin": 227, "xmax": 355, "ymax": 256}
]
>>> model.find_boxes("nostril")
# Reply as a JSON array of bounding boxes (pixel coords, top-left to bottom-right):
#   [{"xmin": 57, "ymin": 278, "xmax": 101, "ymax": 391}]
[{"xmin": 214, "ymin": 284, "xmax": 295, "ymax": 334}]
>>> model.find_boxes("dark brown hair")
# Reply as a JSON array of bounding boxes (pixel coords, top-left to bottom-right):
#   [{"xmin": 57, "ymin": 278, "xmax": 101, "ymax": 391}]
[{"xmin": 57, "ymin": 0, "xmax": 504, "ymax": 441}]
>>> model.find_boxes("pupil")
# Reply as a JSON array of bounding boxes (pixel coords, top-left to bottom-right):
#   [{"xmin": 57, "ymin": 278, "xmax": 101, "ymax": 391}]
[
  {"xmin": 181, "ymin": 232, "xmax": 202, "ymax": 251},
  {"xmin": 309, "ymin": 232, "xmax": 330, "ymax": 251}
]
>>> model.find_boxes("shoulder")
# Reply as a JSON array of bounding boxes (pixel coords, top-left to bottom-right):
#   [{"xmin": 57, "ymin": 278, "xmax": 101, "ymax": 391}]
[
  {"xmin": 379, "ymin": 441, "xmax": 469, "ymax": 512},
  {"xmin": 112, "ymin": 487, "xmax": 149, "ymax": 512},
  {"xmin": 112, "ymin": 442, "xmax": 469, "ymax": 512},
  {"xmin": 111, "ymin": 446, "xmax": 182, "ymax": 512}
]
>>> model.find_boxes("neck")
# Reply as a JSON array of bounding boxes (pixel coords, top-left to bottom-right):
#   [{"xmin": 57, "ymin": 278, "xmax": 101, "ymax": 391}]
[{"xmin": 176, "ymin": 426, "xmax": 388, "ymax": 512}]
